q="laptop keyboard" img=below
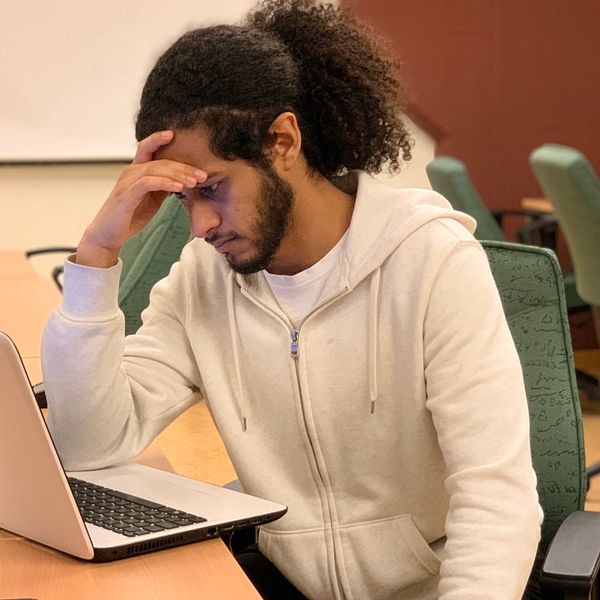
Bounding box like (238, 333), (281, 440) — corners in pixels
(68, 477), (207, 537)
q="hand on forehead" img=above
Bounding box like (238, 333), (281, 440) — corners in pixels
(150, 129), (219, 177)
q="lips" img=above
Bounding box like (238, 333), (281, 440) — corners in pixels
(209, 236), (236, 253)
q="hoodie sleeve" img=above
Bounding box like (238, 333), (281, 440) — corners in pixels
(422, 235), (541, 600)
(41, 254), (202, 470)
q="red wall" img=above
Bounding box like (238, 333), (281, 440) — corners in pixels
(344, 0), (600, 207)
(344, 0), (600, 348)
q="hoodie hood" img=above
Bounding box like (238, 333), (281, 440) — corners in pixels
(232, 170), (476, 294)
(340, 171), (476, 289)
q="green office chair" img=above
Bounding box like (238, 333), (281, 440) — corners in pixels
(118, 194), (191, 335)
(426, 155), (558, 247)
(482, 241), (600, 599)
(530, 143), (600, 464)
(529, 144), (600, 341)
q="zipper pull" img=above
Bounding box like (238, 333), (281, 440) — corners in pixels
(290, 329), (299, 359)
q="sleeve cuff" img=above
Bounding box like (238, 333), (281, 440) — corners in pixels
(60, 255), (123, 319)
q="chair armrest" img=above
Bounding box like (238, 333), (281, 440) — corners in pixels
(26, 247), (75, 291)
(541, 511), (600, 595)
(491, 209), (551, 225)
(489, 209), (558, 247)
(25, 246), (77, 257)
(517, 217), (558, 248)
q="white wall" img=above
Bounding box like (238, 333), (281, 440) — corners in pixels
(0, 0), (259, 162)
(0, 162), (124, 279)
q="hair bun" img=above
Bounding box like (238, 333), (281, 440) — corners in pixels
(247, 0), (412, 177)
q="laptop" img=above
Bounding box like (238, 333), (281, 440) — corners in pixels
(0, 330), (287, 562)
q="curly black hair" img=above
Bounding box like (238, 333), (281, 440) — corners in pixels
(135, 0), (412, 178)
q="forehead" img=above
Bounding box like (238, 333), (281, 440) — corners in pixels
(154, 128), (225, 171)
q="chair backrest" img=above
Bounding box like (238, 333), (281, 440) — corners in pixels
(118, 194), (191, 336)
(481, 241), (586, 555)
(529, 144), (600, 305)
(427, 156), (506, 242)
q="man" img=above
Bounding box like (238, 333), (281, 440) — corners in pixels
(42, 1), (541, 598)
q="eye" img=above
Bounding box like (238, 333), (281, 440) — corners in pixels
(198, 181), (221, 197)
(173, 181), (222, 208)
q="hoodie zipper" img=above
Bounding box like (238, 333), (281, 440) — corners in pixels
(241, 283), (351, 600)
(287, 328), (347, 600)
(288, 286), (349, 360)
(290, 329), (299, 358)
(286, 287), (351, 600)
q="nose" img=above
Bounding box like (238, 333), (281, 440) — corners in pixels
(188, 200), (221, 239)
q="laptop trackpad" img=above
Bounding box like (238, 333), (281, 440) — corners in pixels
(69, 463), (223, 513)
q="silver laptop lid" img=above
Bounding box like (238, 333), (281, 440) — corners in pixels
(0, 331), (94, 559)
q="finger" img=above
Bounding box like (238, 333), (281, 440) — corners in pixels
(143, 159), (207, 185)
(109, 175), (186, 216)
(117, 162), (206, 205)
(133, 130), (175, 164)
(127, 175), (188, 200)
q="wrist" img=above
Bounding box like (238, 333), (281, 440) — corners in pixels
(76, 241), (120, 269)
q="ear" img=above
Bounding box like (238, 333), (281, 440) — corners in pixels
(268, 112), (302, 171)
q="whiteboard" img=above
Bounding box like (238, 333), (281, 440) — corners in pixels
(0, 0), (258, 162)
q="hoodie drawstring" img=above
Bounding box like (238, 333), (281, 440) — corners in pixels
(368, 268), (381, 414)
(227, 272), (247, 431)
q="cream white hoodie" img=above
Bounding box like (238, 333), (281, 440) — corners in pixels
(42, 172), (540, 599)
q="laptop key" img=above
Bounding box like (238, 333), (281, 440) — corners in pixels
(169, 518), (195, 526)
(184, 514), (206, 523)
(68, 476), (207, 537)
(153, 520), (180, 529)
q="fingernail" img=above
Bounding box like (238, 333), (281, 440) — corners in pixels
(194, 170), (206, 179)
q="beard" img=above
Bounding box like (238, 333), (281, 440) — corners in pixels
(225, 165), (294, 275)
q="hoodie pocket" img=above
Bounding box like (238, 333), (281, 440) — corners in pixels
(259, 526), (338, 600)
(337, 514), (441, 600)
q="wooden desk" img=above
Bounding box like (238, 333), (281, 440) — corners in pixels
(522, 196), (553, 214)
(0, 250), (257, 599)
(0, 531), (260, 599)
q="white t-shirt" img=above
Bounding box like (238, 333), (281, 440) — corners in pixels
(263, 232), (348, 328)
